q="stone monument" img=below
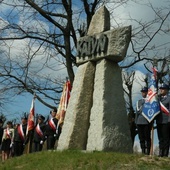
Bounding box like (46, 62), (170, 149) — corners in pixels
(58, 6), (132, 153)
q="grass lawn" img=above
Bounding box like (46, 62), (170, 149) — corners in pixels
(0, 150), (170, 170)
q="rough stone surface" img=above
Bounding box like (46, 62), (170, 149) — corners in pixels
(57, 61), (95, 150)
(76, 26), (131, 65)
(58, 6), (132, 153)
(86, 59), (132, 152)
(87, 6), (110, 35)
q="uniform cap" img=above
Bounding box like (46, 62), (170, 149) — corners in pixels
(51, 107), (57, 113)
(140, 87), (148, 92)
(159, 83), (169, 90)
(21, 112), (28, 120)
(38, 115), (45, 120)
(7, 121), (12, 125)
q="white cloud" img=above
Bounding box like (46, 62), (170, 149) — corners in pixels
(0, 38), (68, 79)
(123, 70), (147, 110)
(110, 0), (169, 26)
(18, 13), (50, 34)
(109, 0), (170, 58)
(0, 17), (8, 29)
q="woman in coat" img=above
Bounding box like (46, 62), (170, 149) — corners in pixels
(1, 121), (14, 162)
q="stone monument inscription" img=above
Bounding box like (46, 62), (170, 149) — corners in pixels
(58, 6), (132, 153)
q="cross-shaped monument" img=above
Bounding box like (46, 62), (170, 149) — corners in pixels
(58, 6), (132, 153)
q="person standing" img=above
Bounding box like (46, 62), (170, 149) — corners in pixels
(156, 83), (170, 157)
(135, 87), (152, 155)
(13, 115), (27, 156)
(1, 121), (14, 162)
(33, 115), (46, 152)
(0, 119), (4, 150)
(45, 108), (61, 150)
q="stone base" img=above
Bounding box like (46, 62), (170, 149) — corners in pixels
(86, 59), (132, 152)
(57, 61), (95, 150)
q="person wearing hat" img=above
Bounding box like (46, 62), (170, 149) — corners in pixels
(33, 114), (46, 152)
(13, 114), (28, 156)
(1, 121), (14, 162)
(44, 107), (61, 150)
(135, 87), (152, 155)
(156, 83), (170, 157)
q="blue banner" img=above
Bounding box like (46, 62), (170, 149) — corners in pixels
(142, 68), (160, 122)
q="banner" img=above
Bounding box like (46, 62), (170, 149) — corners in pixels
(24, 95), (36, 154)
(142, 68), (160, 122)
(56, 80), (71, 126)
(26, 95), (36, 136)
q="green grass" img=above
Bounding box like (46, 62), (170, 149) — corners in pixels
(0, 150), (170, 170)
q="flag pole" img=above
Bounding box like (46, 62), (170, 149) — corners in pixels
(26, 139), (31, 154)
(25, 93), (36, 154)
(150, 123), (154, 156)
(149, 60), (158, 157)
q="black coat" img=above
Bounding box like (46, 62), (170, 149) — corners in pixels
(156, 95), (170, 124)
(45, 118), (61, 140)
(0, 126), (3, 145)
(33, 122), (46, 142)
(14, 124), (27, 142)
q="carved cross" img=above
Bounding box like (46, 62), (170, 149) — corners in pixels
(76, 6), (131, 65)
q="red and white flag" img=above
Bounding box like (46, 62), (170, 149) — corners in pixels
(56, 80), (71, 126)
(26, 95), (36, 135)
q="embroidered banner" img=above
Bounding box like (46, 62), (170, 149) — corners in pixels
(142, 67), (160, 122)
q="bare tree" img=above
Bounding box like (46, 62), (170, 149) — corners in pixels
(123, 71), (137, 146)
(0, 0), (130, 109)
(0, 0), (169, 110)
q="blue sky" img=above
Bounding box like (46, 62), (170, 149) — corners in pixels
(5, 94), (50, 122)
(0, 0), (169, 151)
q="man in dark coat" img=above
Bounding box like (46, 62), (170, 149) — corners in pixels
(135, 87), (152, 155)
(156, 83), (170, 157)
(0, 119), (4, 152)
(45, 108), (61, 150)
(13, 115), (27, 156)
(0, 119), (3, 145)
(33, 115), (46, 152)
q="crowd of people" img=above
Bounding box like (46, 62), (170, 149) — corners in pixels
(135, 83), (170, 157)
(0, 83), (170, 162)
(0, 108), (62, 162)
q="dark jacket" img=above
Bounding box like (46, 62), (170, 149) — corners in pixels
(33, 122), (46, 142)
(156, 95), (170, 124)
(45, 118), (61, 140)
(0, 126), (3, 145)
(14, 124), (27, 142)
